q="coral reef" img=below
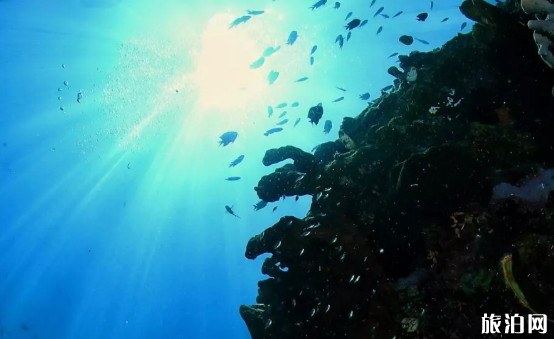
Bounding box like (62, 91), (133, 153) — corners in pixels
(241, 1), (554, 338)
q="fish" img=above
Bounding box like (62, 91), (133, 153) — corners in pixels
(333, 97), (344, 102)
(295, 77), (309, 82)
(294, 118), (301, 127)
(219, 131), (238, 146)
(276, 103), (287, 108)
(127, 163), (131, 169)
(359, 19), (368, 27)
(268, 106), (273, 117)
(376, 26), (383, 35)
(229, 155), (245, 167)
(381, 85), (393, 91)
(416, 12), (428, 21)
(276, 119), (289, 126)
(249, 57), (265, 69)
(246, 10), (264, 15)
(460, 22), (467, 31)
(399, 35), (414, 45)
(310, 56), (314, 65)
(373, 7), (384, 17)
(295, 195), (299, 201)
(263, 46), (281, 57)
(278, 111), (287, 118)
(287, 31), (298, 45)
(229, 15), (251, 29)
(291, 102), (299, 107)
(273, 206), (278, 212)
(310, 0), (327, 10)
(311, 45), (318, 54)
(335, 35), (344, 49)
(347, 31), (352, 41)
(370, 0), (376, 7)
(268, 70), (280, 85)
(441, 17), (449, 22)
(323, 120), (333, 134)
(430, 1), (434, 10)
(225, 177), (241, 181)
(345, 11), (353, 21)
(392, 11), (403, 18)
(264, 127), (283, 136)
(336, 86), (346, 91)
(380, 14), (389, 18)
(388, 52), (398, 58)
(415, 37), (429, 45)
(345, 19), (361, 30)
(334, 2), (340, 9)
(253, 200), (268, 211)
(308, 103), (324, 125)
(225, 205), (240, 218)
(359, 93), (370, 100)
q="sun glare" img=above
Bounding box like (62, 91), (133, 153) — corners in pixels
(191, 14), (266, 111)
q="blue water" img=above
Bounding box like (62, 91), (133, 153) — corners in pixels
(0, 0), (482, 338)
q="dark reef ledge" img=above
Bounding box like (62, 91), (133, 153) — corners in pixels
(241, 1), (554, 338)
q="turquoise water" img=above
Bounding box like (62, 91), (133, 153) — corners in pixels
(0, 0), (477, 338)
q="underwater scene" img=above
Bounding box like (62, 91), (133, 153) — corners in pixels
(1, 0), (554, 338)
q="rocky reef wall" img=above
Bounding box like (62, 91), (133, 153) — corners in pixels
(241, 1), (554, 338)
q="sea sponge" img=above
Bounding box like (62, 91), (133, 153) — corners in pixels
(532, 32), (554, 68)
(521, 0), (554, 16)
(491, 168), (554, 208)
(522, 0), (554, 95)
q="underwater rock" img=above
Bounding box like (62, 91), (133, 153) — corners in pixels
(312, 141), (348, 165)
(387, 66), (403, 78)
(239, 304), (267, 339)
(254, 146), (320, 202)
(262, 146), (315, 173)
(242, 1), (554, 338)
(254, 164), (313, 202)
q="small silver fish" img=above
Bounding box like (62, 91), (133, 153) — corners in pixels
(335, 35), (344, 49)
(246, 10), (264, 15)
(345, 11), (352, 21)
(249, 57), (265, 69)
(392, 11), (403, 18)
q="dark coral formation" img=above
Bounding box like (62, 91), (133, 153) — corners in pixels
(241, 1), (554, 338)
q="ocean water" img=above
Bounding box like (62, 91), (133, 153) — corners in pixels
(0, 0), (488, 338)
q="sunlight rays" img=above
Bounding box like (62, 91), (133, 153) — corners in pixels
(190, 13), (266, 111)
